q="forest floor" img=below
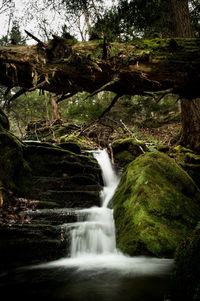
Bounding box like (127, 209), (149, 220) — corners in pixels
(136, 122), (181, 147)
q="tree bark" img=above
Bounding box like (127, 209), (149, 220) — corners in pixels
(51, 93), (61, 121)
(0, 38), (200, 149)
(169, 0), (194, 37)
(0, 39), (200, 97)
(180, 98), (200, 150)
(168, 0), (200, 151)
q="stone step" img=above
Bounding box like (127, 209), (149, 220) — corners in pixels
(29, 176), (101, 192)
(27, 208), (81, 225)
(27, 190), (100, 209)
(0, 223), (68, 270)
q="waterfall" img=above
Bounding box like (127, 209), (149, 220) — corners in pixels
(70, 149), (120, 257)
(33, 148), (173, 279)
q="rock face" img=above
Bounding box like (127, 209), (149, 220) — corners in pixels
(0, 113), (102, 271)
(112, 151), (200, 257)
(172, 228), (200, 301)
(23, 141), (102, 208)
(0, 114), (31, 196)
(111, 138), (147, 168)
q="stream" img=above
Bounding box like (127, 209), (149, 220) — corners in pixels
(0, 149), (173, 300)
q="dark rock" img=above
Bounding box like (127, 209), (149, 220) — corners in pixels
(172, 228), (200, 301)
(0, 129), (31, 195)
(112, 138), (148, 167)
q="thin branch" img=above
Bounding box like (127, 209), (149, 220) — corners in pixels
(79, 94), (121, 135)
(120, 119), (145, 154)
(8, 88), (28, 104)
(28, 81), (46, 92)
(56, 92), (76, 103)
(156, 92), (169, 103)
(83, 78), (119, 101)
(25, 30), (45, 46)
(97, 94), (121, 120)
(143, 88), (174, 98)
(5, 87), (12, 96)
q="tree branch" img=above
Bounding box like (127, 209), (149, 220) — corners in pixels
(56, 92), (76, 103)
(83, 78), (119, 101)
(97, 94), (121, 120)
(25, 30), (45, 47)
(8, 88), (28, 105)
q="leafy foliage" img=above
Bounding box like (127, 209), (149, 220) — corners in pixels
(0, 20), (26, 45)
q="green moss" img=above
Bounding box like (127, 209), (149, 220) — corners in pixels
(169, 145), (200, 188)
(24, 142), (101, 183)
(112, 138), (147, 167)
(0, 129), (31, 195)
(112, 151), (200, 257)
(59, 134), (95, 150)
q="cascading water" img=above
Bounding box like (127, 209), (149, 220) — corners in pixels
(70, 149), (120, 257)
(0, 149), (174, 301)
(31, 148), (173, 277)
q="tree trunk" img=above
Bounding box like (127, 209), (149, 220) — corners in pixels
(51, 93), (61, 121)
(169, 0), (194, 37)
(180, 98), (200, 150)
(168, 0), (200, 151)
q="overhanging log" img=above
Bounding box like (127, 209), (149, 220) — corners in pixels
(0, 38), (200, 99)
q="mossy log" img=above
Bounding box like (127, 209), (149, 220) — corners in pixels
(0, 38), (200, 98)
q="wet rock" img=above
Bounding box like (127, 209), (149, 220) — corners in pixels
(111, 138), (148, 168)
(172, 228), (200, 301)
(112, 151), (200, 257)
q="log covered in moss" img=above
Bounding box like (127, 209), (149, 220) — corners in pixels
(0, 38), (200, 98)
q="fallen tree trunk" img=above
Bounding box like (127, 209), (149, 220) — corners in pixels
(0, 38), (200, 98)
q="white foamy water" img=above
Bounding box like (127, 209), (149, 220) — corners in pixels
(70, 149), (119, 257)
(93, 149), (120, 208)
(31, 149), (173, 275)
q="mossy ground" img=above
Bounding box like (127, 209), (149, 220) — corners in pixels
(112, 151), (200, 257)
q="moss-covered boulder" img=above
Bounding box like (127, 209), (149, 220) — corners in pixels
(112, 138), (147, 167)
(58, 134), (95, 151)
(169, 145), (200, 188)
(112, 151), (200, 257)
(172, 228), (200, 301)
(0, 129), (31, 196)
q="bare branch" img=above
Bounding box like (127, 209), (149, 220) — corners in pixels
(97, 94), (121, 120)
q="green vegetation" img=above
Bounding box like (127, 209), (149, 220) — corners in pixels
(0, 128), (31, 196)
(112, 151), (200, 256)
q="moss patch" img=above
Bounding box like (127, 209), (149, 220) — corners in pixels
(0, 129), (31, 195)
(112, 138), (147, 167)
(112, 151), (200, 257)
(169, 145), (200, 188)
